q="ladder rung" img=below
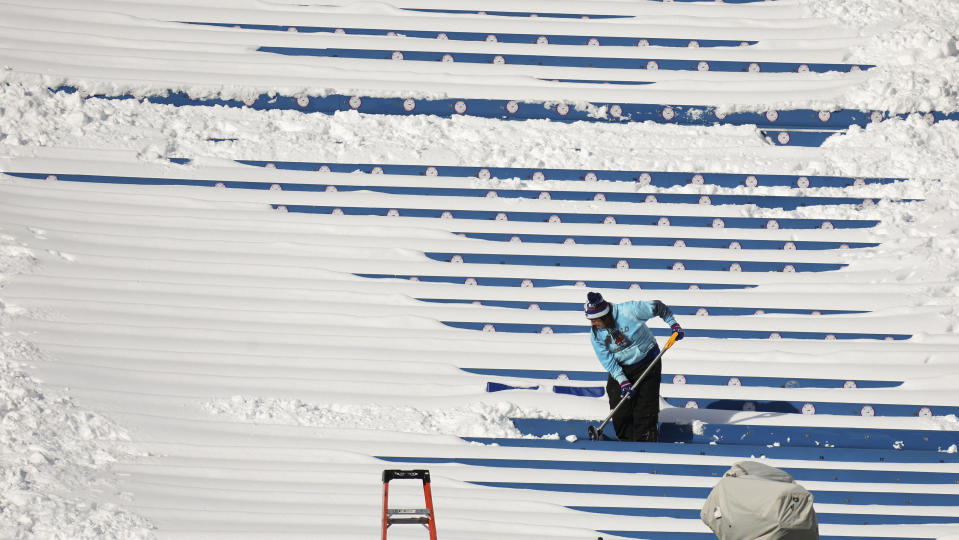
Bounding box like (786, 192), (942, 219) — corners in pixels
(388, 508), (430, 516)
(388, 516), (430, 525)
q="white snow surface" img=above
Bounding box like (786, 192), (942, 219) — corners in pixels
(1, 0), (959, 538)
(0, 255), (153, 538)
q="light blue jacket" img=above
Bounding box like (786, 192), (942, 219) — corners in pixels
(590, 300), (678, 384)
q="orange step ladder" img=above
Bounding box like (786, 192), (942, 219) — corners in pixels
(382, 469), (438, 540)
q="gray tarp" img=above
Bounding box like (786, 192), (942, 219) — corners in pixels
(701, 461), (819, 540)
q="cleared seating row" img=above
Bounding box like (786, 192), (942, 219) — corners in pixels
(513, 419), (959, 452)
(487, 383), (951, 417)
(656, 398), (952, 416)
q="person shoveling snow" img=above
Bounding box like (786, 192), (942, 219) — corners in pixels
(585, 291), (683, 442)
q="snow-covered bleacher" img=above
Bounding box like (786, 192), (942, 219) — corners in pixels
(1, 0), (958, 538)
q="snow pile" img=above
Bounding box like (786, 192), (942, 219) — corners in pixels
(0, 82), (186, 158)
(0, 238), (153, 539)
(2, 78), (954, 181)
(0, 241), (38, 278)
(802, 0), (959, 113)
(204, 396), (554, 438)
(0, 81), (768, 168)
(0, 338), (154, 540)
(820, 116), (959, 333)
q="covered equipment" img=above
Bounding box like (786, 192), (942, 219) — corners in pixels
(701, 460), (819, 539)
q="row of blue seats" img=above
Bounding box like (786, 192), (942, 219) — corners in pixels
(463, 368), (897, 388)
(458, 233), (876, 251)
(463, 437), (959, 464)
(260, 46), (868, 74)
(430, 299), (867, 316)
(473, 478), (959, 507)
(444, 322), (908, 341)
(357, 273), (753, 289)
(235, 159), (905, 188)
(512, 419), (958, 452)
(424, 252), (847, 273)
(8, 170), (899, 210)
(57, 87), (952, 132)
(657, 398), (950, 417)
(494, 383), (951, 417)
(291, 185), (889, 211)
(185, 21), (758, 48)
(278, 205), (879, 230)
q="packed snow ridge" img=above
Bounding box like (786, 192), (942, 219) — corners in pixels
(205, 396), (555, 438)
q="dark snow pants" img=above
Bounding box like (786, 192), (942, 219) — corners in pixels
(605, 345), (662, 442)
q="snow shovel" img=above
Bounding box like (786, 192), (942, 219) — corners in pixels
(587, 331), (680, 441)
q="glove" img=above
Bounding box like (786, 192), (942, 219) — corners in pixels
(620, 381), (635, 399)
(671, 323), (685, 341)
